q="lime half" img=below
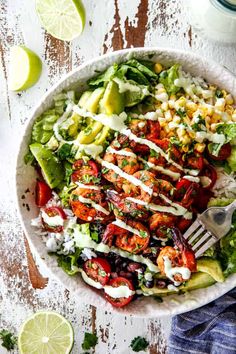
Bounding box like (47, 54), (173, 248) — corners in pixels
(18, 311), (74, 354)
(9, 46), (42, 92)
(36, 0), (86, 41)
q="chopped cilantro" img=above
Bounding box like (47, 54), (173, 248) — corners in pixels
(175, 108), (186, 118)
(191, 115), (206, 131)
(215, 89), (223, 98)
(130, 336), (149, 352)
(170, 136), (182, 147)
(0, 329), (17, 351)
(102, 167), (109, 174)
(121, 159), (129, 167)
(150, 149), (159, 157)
(139, 230), (148, 238)
(98, 269), (106, 277)
(82, 332), (98, 351)
(82, 174), (100, 184)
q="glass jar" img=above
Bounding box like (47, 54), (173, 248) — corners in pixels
(188, 0), (236, 44)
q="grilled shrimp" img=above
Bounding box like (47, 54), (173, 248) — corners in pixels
(70, 187), (110, 222)
(122, 170), (156, 203)
(106, 189), (149, 220)
(102, 146), (140, 187)
(102, 220), (150, 254)
(157, 228), (196, 283)
(149, 212), (177, 238)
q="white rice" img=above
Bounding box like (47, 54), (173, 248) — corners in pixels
(212, 168), (236, 199)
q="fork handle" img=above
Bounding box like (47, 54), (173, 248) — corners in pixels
(225, 199), (236, 213)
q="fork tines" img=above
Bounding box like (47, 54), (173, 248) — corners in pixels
(183, 219), (217, 258)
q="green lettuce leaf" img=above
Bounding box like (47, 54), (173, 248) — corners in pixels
(57, 248), (81, 275)
(227, 145), (236, 171)
(159, 64), (181, 94)
(220, 228), (236, 276)
(125, 59), (157, 81)
(217, 122), (236, 141)
(88, 64), (118, 87)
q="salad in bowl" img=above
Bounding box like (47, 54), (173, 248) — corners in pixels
(23, 55), (236, 309)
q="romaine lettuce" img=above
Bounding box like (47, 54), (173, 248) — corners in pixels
(159, 64), (181, 94)
(57, 248), (81, 275)
(227, 145), (236, 171)
(207, 198), (236, 276)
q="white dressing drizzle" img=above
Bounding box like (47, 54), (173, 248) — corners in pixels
(106, 147), (137, 158)
(125, 196), (191, 218)
(80, 269), (103, 289)
(138, 157), (180, 180)
(112, 219), (145, 237)
(76, 182), (100, 190)
(72, 105), (198, 175)
(163, 256), (191, 286)
(73, 105), (127, 132)
(80, 269), (135, 298)
(78, 196), (110, 215)
(183, 175), (200, 183)
(73, 227), (159, 272)
(97, 157), (153, 195)
(41, 211), (64, 227)
(104, 285), (135, 298)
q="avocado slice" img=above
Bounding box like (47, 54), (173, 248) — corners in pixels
(30, 143), (64, 188)
(197, 257), (224, 282)
(77, 87), (105, 144)
(94, 126), (110, 145)
(77, 121), (103, 144)
(59, 112), (81, 139)
(141, 272), (215, 296)
(100, 80), (125, 115)
(78, 91), (92, 108)
(84, 87), (105, 113)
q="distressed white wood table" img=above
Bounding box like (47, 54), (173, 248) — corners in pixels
(1, 1), (236, 353)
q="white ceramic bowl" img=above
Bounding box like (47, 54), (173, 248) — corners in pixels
(16, 48), (236, 317)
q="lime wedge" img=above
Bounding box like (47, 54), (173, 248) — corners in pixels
(18, 311), (74, 354)
(36, 0), (86, 41)
(9, 46), (42, 92)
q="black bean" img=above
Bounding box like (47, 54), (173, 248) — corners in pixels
(145, 280), (154, 288)
(119, 271), (133, 279)
(127, 262), (142, 273)
(156, 280), (166, 289)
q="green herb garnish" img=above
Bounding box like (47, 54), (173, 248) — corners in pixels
(82, 332), (98, 351)
(130, 336), (149, 352)
(0, 329), (17, 351)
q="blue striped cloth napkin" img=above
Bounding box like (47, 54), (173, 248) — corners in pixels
(168, 288), (236, 353)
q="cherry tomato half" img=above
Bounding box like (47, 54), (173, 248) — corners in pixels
(193, 187), (214, 213)
(35, 180), (52, 207)
(71, 159), (99, 183)
(207, 142), (231, 161)
(83, 257), (111, 286)
(105, 277), (134, 308)
(175, 178), (192, 200)
(200, 164), (217, 190)
(42, 206), (67, 233)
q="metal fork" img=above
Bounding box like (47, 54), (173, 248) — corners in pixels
(183, 200), (236, 258)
